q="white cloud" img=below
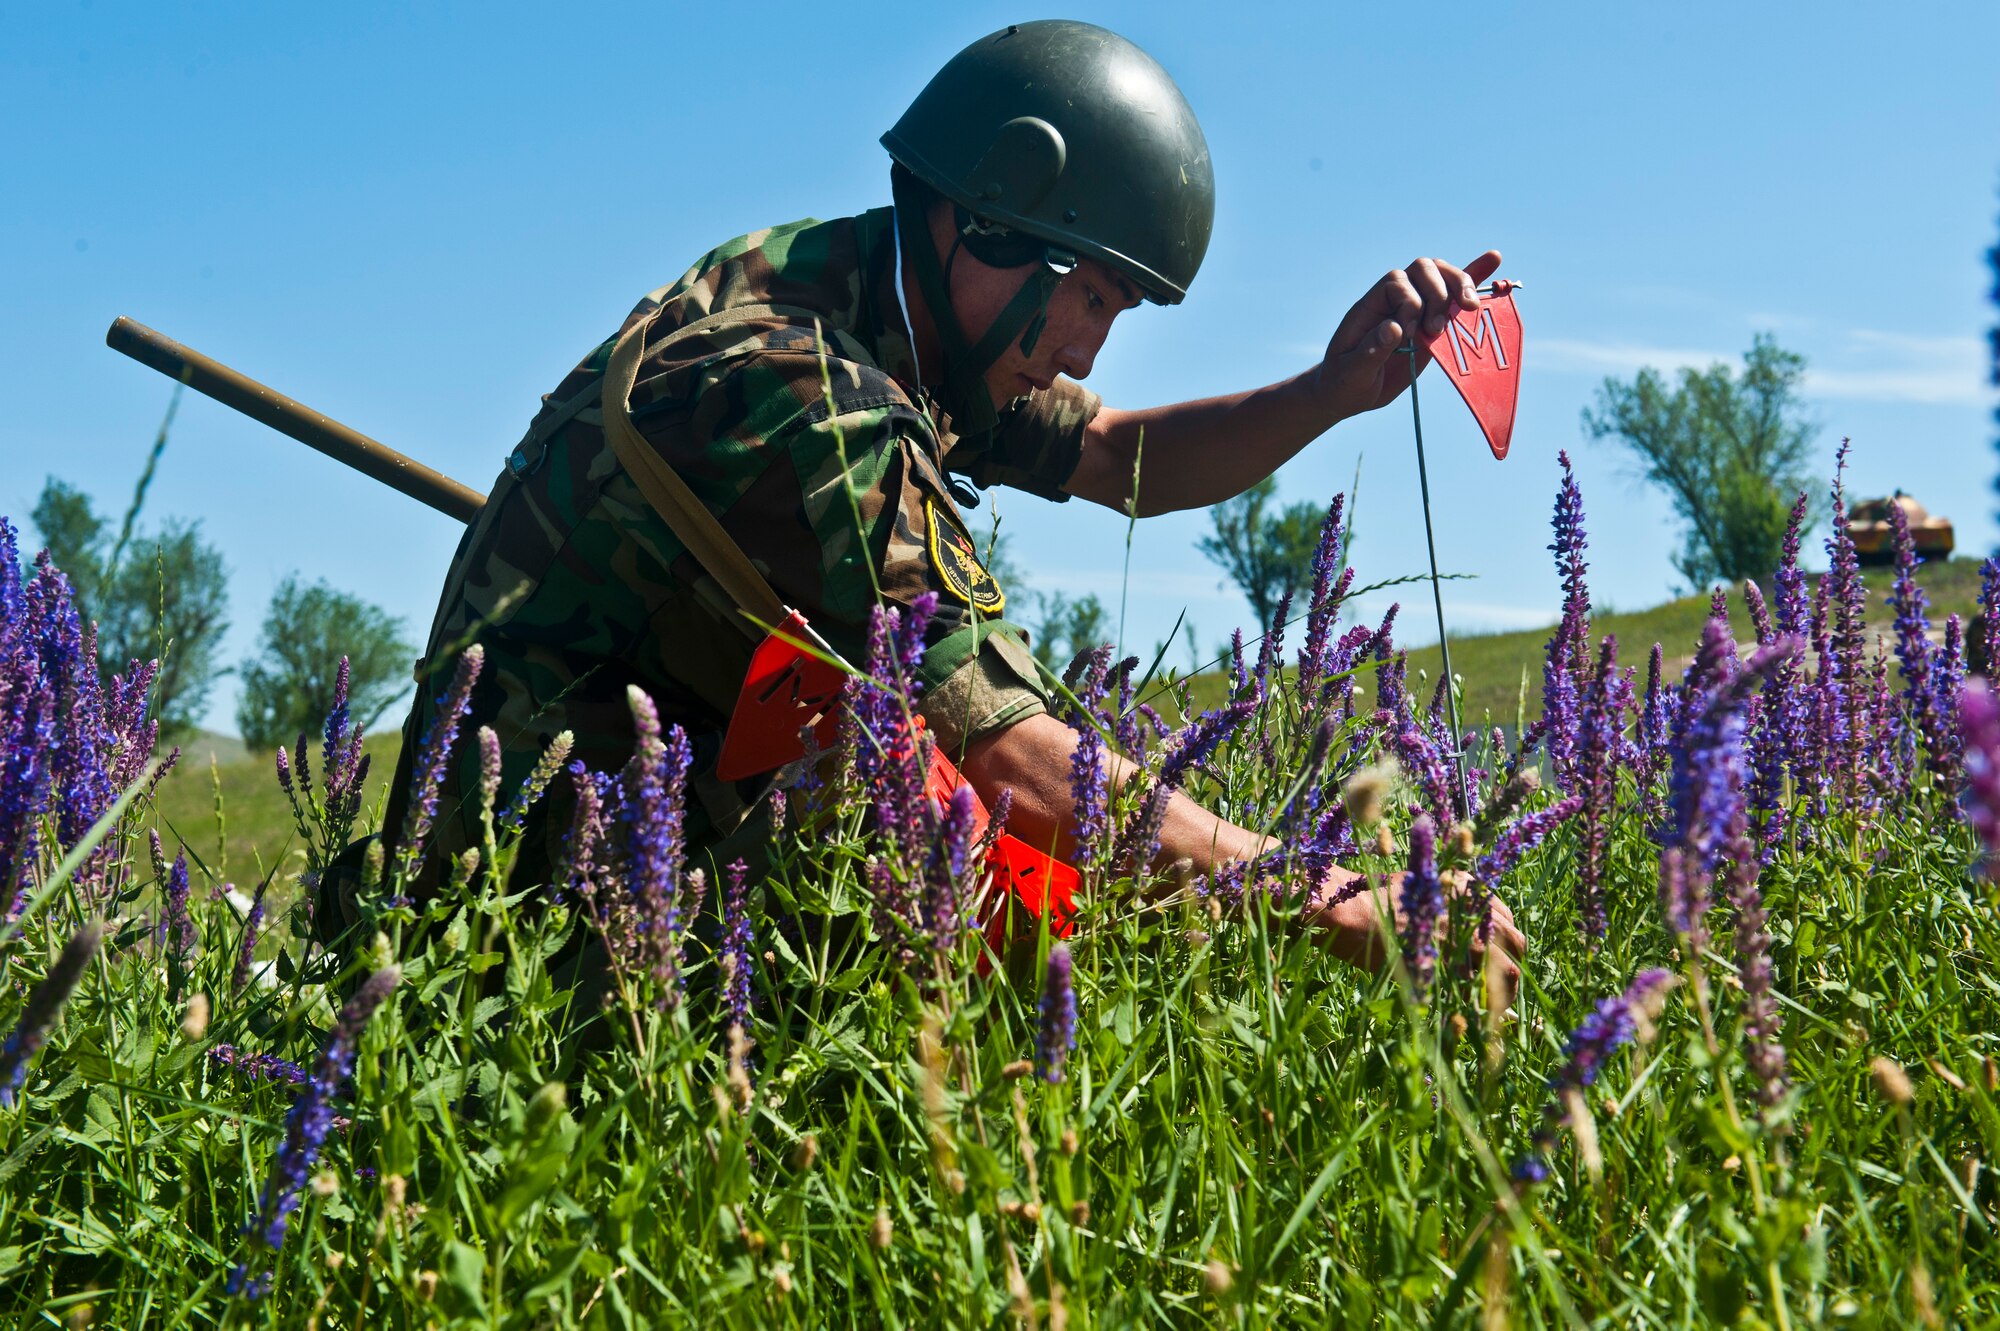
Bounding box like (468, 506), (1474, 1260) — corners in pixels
(1446, 602), (1563, 632)
(1804, 330), (1988, 405)
(1801, 366), (1986, 406)
(1843, 329), (1976, 359)
(1534, 338), (1726, 377)
(1535, 329), (1992, 406)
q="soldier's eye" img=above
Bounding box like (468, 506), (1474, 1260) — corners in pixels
(1085, 287), (1105, 312)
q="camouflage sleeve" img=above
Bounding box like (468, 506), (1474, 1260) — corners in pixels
(945, 377), (1101, 502)
(660, 350), (1052, 758)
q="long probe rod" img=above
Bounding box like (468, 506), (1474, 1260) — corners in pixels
(104, 316), (486, 524)
(1402, 337), (1473, 820)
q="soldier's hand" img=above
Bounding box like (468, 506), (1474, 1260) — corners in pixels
(1313, 250), (1503, 421)
(1301, 864), (1525, 1006)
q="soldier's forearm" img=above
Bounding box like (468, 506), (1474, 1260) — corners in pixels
(959, 711), (1270, 876)
(1065, 368), (1345, 517)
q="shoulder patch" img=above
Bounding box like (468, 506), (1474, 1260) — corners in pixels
(925, 498), (1005, 614)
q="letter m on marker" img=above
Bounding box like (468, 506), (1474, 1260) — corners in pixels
(1443, 308), (1508, 376)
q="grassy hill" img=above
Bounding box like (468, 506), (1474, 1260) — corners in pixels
(146, 557), (1985, 877)
(1179, 554), (1987, 725)
(148, 728), (403, 893)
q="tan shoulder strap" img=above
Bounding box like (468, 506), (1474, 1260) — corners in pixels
(600, 304), (820, 644)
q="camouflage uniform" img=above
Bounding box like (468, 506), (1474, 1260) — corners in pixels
(377, 206), (1100, 896)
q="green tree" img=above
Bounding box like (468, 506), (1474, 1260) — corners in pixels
(30, 478), (230, 737)
(236, 575), (413, 752)
(1583, 333), (1818, 589)
(1196, 476), (1321, 630)
(1029, 590), (1111, 671)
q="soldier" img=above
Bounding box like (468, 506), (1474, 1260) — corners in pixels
(367, 19), (1525, 983)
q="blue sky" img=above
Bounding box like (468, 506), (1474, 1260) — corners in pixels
(4, 1), (1996, 735)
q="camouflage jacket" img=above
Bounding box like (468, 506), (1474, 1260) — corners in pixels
(382, 206), (1101, 889)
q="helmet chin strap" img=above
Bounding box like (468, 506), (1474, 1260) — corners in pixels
(893, 171), (1065, 443)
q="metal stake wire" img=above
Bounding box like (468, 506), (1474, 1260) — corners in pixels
(1401, 337), (1473, 820)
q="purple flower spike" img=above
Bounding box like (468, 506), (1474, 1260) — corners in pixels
(1, 526), (169, 912)
(1887, 497), (1949, 780)
(498, 731), (574, 833)
(1111, 695), (1257, 874)
(233, 880), (270, 994)
(1934, 617), (1967, 789)
(1822, 443), (1871, 798)
(1666, 620), (1749, 877)
(477, 726), (503, 817)
(1256, 589), (1290, 698)
(321, 657), (353, 798)
(1061, 645), (1115, 727)
(849, 601), (938, 869)
(236, 967), (399, 1292)
(1541, 452), (1592, 787)
(1473, 796), (1582, 941)
(1514, 969), (1676, 1181)
(0, 920), (103, 1106)
(1399, 815), (1445, 1001)
(1721, 844), (1788, 1108)
(1659, 839), (1713, 953)
(1574, 636), (1627, 945)
(209, 1044), (311, 1087)
(1637, 642), (1674, 809)
(1774, 493), (1811, 638)
(1067, 722), (1109, 871)
(1979, 558), (2000, 675)
(1036, 943), (1077, 1083)
(719, 858), (755, 1042)
(1743, 580), (1773, 646)
(623, 688), (694, 1004)
(1298, 493), (1354, 705)
(1962, 681), (2000, 878)
(925, 784), (977, 951)
(557, 760), (606, 907)
(394, 645), (485, 882)
(0, 532), (54, 917)
(1559, 969), (1675, 1090)
(159, 849), (195, 962)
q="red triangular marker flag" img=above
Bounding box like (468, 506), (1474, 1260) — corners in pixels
(1423, 282), (1523, 460)
(982, 835), (1078, 947)
(716, 611), (845, 780)
(924, 735), (993, 844)
(922, 739), (1077, 945)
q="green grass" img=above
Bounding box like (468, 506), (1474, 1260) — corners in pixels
(149, 732), (403, 899)
(3, 557), (1997, 1327)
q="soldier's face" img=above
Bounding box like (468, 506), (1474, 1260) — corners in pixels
(948, 250), (1143, 405)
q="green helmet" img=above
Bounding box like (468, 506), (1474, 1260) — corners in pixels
(882, 21), (1213, 445)
(882, 20), (1214, 306)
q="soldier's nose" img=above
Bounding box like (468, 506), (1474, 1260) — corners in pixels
(1059, 341), (1097, 382)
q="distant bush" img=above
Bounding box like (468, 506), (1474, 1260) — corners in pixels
(1029, 588), (1109, 669)
(31, 477), (228, 738)
(1584, 333), (1819, 590)
(235, 575), (411, 752)
(1197, 475), (1322, 629)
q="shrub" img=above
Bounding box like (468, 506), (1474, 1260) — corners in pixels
(235, 574), (412, 753)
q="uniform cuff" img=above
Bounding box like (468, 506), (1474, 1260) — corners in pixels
(914, 620), (1049, 760)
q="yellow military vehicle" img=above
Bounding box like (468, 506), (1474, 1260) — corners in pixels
(1848, 491), (1955, 567)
